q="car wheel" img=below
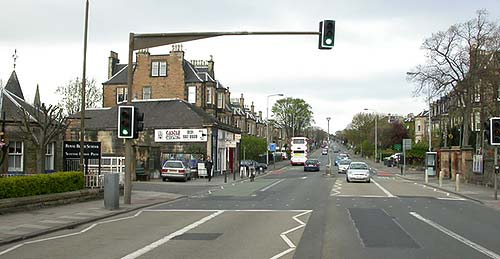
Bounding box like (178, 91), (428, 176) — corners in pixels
(162, 177), (167, 182)
(367, 179), (371, 183)
(346, 177), (350, 183)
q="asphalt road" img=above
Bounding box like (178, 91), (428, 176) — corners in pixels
(1, 146), (500, 259)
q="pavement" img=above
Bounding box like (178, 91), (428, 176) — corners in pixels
(0, 159), (291, 247)
(351, 152), (500, 211)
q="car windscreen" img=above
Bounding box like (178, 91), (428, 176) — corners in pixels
(339, 160), (351, 165)
(163, 161), (183, 168)
(305, 160), (318, 165)
(349, 163), (368, 170)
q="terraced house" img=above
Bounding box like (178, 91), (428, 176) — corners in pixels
(68, 45), (281, 178)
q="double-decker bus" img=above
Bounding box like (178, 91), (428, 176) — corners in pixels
(290, 137), (309, 165)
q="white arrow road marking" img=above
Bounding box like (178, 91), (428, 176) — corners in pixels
(410, 212), (500, 259)
(270, 210), (312, 259)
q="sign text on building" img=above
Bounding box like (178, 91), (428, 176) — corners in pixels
(155, 129), (208, 142)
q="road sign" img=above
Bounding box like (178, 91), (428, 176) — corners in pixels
(403, 139), (412, 150)
(269, 143), (277, 152)
(393, 144), (401, 151)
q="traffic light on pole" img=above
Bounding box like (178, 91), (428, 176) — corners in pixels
(118, 106), (134, 139)
(133, 107), (144, 139)
(484, 120), (491, 144)
(319, 20), (335, 49)
(491, 117), (500, 145)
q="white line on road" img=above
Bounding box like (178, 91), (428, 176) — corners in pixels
(270, 210), (312, 259)
(260, 179), (286, 192)
(371, 179), (396, 198)
(409, 212), (500, 259)
(0, 211), (145, 257)
(336, 195), (389, 198)
(121, 210), (224, 259)
(301, 176), (307, 179)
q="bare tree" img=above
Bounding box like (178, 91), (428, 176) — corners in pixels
(18, 103), (68, 174)
(56, 77), (102, 115)
(407, 10), (500, 146)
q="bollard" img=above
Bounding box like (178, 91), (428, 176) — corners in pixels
(439, 170), (443, 187)
(455, 173), (460, 192)
(425, 168), (428, 184)
(104, 173), (120, 210)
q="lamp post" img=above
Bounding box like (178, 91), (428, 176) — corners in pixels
(326, 117), (331, 145)
(364, 108), (378, 162)
(267, 94), (284, 166)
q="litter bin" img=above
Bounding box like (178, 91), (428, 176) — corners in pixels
(104, 173), (120, 210)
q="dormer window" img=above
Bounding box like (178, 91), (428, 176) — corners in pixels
(151, 61), (167, 77)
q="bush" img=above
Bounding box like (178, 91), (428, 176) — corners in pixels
(0, 172), (84, 199)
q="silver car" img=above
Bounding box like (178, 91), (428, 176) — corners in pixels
(338, 159), (351, 174)
(161, 160), (192, 182)
(346, 162), (371, 183)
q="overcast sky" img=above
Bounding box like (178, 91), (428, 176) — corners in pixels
(1, 0), (499, 133)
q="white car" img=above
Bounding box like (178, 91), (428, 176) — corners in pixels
(346, 162), (371, 183)
(161, 160), (192, 182)
(338, 159), (351, 174)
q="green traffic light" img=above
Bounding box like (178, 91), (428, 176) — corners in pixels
(122, 129), (129, 136)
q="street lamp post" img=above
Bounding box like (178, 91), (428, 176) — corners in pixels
(364, 108), (378, 162)
(326, 117), (331, 144)
(267, 94), (284, 166)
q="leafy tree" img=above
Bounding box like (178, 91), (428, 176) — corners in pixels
(272, 98), (314, 139)
(241, 135), (267, 161)
(56, 77), (102, 115)
(18, 103), (68, 174)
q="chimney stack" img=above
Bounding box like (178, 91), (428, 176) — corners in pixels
(108, 51), (119, 79)
(239, 93), (244, 107)
(251, 102), (255, 114)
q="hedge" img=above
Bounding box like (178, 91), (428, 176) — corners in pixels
(0, 172), (85, 199)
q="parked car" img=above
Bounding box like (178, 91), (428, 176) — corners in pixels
(161, 160), (192, 182)
(346, 162), (371, 183)
(304, 159), (320, 172)
(338, 159), (352, 174)
(255, 162), (268, 171)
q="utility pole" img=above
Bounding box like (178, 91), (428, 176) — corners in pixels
(267, 94), (283, 166)
(79, 0), (89, 174)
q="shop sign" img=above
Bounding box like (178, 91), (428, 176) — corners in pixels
(155, 129), (208, 142)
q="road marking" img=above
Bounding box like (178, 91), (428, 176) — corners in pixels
(371, 179), (396, 198)
(121, 210), (224, 259)
(409, 212), (500, 259)
(0, 211), (145, 256)
(301, 176), (307, 179)
(336, 195), (389, 198)
(270, 210), (312, 259)
(260, 179), (286, 192)
(436, 197), (466, 201)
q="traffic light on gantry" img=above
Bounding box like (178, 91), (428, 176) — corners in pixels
(491, 117), (500, 145)
(118, 106), (134, 139)
(319, 20), (335, 49)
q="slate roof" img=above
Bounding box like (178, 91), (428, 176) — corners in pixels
(102, 64), (132, 85)
(183, 61), (203, 83)
(0, 71), (37, 122)
(5, 71), (24, 100)
(68, 99), (240, 133)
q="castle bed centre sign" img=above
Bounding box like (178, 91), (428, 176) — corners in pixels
(155, 129), (208, 142)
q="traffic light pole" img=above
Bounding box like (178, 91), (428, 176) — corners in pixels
(123, 25), (333, 204)
(495, 146), (498, 200)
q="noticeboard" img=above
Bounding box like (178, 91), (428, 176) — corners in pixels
(63, 141), (101, 159)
